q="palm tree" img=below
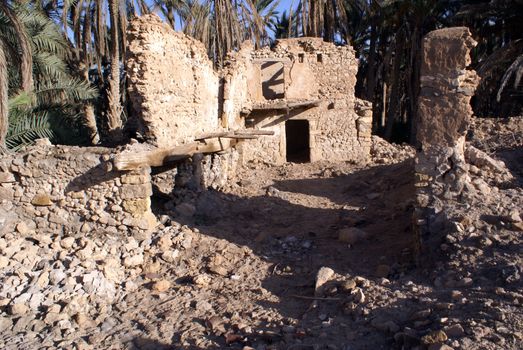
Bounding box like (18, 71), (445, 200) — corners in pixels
(242, 0), (280, 47)
(295, 0), (349, 42)
(0, 41), (7, 151)
(153, 0), (186, 29)
(454, 0), (523, 116)
(1, 1), (97, 150)
(0, 1), (33, 151)
(272, 10), (290, 39)
(0, 1), (33, 93)
(106, 0), (123, 141)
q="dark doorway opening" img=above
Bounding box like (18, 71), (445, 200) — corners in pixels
(286, 120), (310, 163)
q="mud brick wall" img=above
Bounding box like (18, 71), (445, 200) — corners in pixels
(229, 38), (372, 165)
(0, 143), (156, 238)
(414, 27), (480, 262)
(126, 15), (220, 147)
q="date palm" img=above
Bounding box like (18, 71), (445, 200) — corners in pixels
(0, 41), (7, 151)
(106, 0), (123, 142)
(0, 1), (32, 150)
(153, 0), (186, 29)
(1, 1), (97, 150)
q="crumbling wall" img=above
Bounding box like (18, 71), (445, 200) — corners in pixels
(414, 27), (480, 262)
(221, 43), (255, 129)
(231, 38), (372, 165)
(126, 15), (220, 147)
(0, 142), (156, 238)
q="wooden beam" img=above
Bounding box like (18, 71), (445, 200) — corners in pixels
(239, 129), (275, 135)
(113, 138), (236, 171)
(251, 99), (321, 111)
(114, 130), (275, 171)
(195, 129), (275, 140)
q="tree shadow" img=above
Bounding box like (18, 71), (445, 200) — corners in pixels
(126, 155), (523, 349)
(65, 161), (122, 193)
(128, 159), (425, 349)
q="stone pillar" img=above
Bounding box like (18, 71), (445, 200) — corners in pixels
(414, 27), (480, 262)
(120, 167), (158, 237)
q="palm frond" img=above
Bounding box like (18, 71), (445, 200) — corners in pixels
(35, 77), (98, 106)
(6, 109), (56, 150)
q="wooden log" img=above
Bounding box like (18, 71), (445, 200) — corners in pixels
(237, 129), (275, 136)
(195, 129), (274, 140)
(113, 138), (236, 171)
(195, 132), (230, 140)
(287, 100), (321, 109)
(251, 99), (321, 111)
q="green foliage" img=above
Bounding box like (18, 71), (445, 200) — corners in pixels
(6, 106), (56, 151)
(2, 0), (520, 150)
(1, 2), (98, 150)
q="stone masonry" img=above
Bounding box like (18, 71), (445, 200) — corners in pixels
(0, 142), (156, 238)
(414, 27), (481, 262)
(224, 38), (372, 165)
(126, 15), (221, 148)
(125, 15), (372, 166)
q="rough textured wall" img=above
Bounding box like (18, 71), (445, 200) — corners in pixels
(231, 38), (372, 165)
(126, 15), (220, 147)
(414, 27), (480, 262)
(221, 43), (254, 129)
(0, 142), (156, 238)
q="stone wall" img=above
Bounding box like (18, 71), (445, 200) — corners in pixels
(413, 27), (480, 262)
(0, 142), (156, 239)
(126, 15), (220, 147)
(125, 15), (372, 166)
(228, 38), (372, 165)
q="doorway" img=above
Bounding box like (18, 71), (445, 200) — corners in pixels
(285, 120), (310, 163)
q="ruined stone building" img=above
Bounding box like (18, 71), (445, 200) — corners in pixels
(126, 15), (372, 166)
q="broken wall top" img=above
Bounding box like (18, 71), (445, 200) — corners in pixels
(417, 27), (480, 148)
(126, 14), (220, 148)
(235, 37), (358, 108)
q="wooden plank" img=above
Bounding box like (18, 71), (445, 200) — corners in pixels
(251, 99), (321, 111)
(237, 130), (275, 136)
(113, 138), (236, 171)
(195, 129), (275, 140)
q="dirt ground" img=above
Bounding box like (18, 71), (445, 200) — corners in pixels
(112, 153), (420, 350)
(1, 119), (521, 350)
(115, 119), (522, 350)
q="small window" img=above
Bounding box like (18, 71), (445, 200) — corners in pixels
(317, 54), (323, 63)
(245, 118), (255, 128)
(298, 53), (305, 63)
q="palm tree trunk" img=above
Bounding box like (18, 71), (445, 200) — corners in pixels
(366, 22), (377, 101)
(0, 2), (33, 92)
(385, 29), (406, 140)
(107, 0), (123, 141)
(324, 0), (335, 42)
(408, 26), (422, 144)
(0, 42), (8, 151)
(80, 0), (100, 144)
(167, 6), (176, 29)
(138, 0), (149, 14)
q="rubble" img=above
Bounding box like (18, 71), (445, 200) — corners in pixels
(0, 18), (521, 350)
(414, 27), (480, 261)
(126, 14), (372, 167)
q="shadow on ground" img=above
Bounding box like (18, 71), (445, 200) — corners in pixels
(123, 160), (427, 349)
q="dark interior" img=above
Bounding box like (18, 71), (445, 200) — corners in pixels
(286, 120), (310, 163)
